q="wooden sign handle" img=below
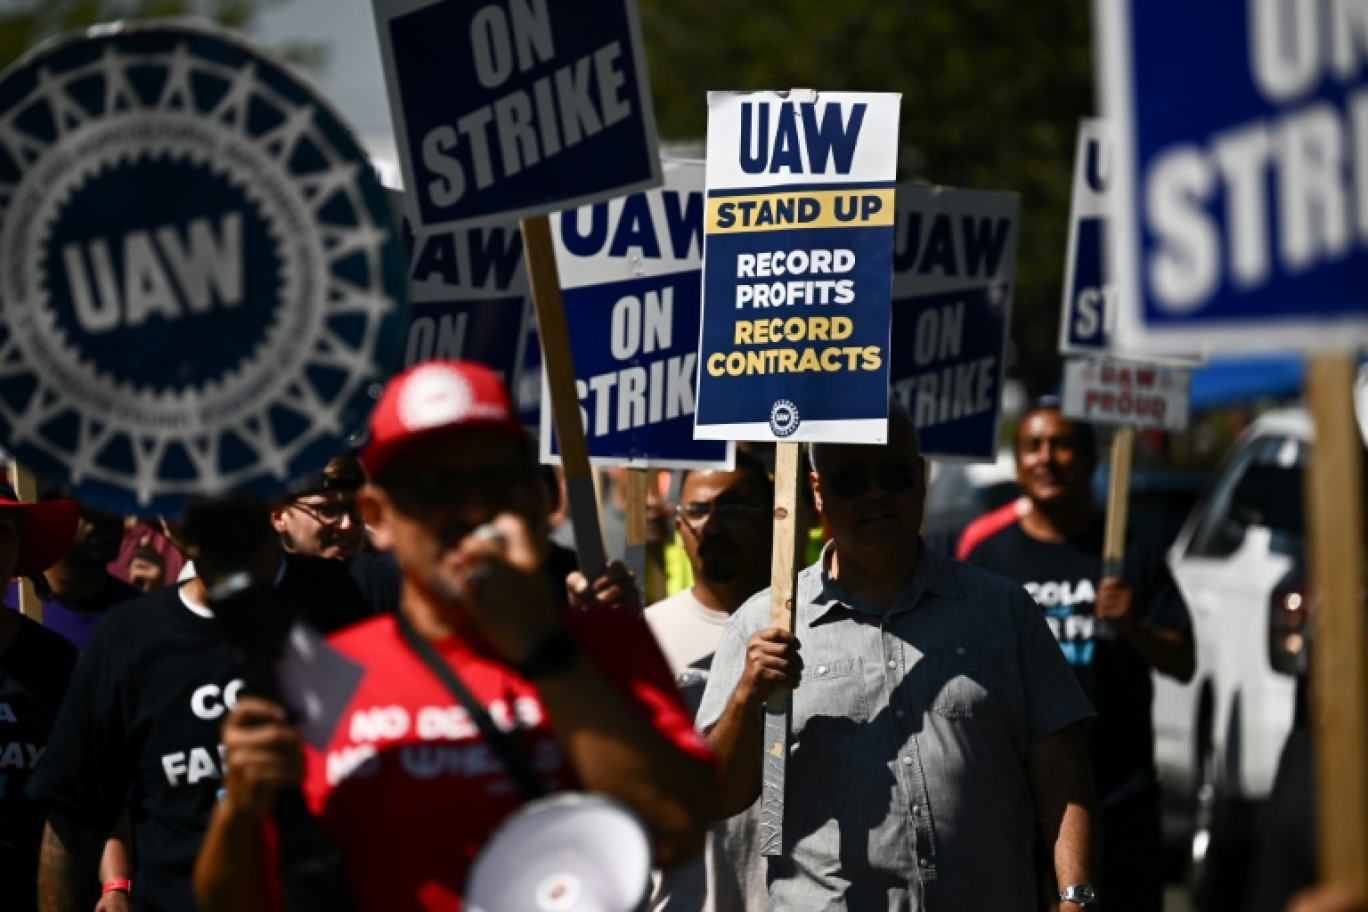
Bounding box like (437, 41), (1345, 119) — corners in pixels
(623, 468), (648, 610)
(768, 442), (804, 634)
(760, 441), (805, 857)
(520, 214), (608, 578)
(1102, 426), (1134, 578)
(7, 461), (40, 622)
(1305, 352), (1368, 893)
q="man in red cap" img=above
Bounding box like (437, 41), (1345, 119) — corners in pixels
(194, 360), (715, 911)
(0, 482), (80, 912)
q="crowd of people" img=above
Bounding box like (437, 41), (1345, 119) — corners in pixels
(0, 359), (1359, 912)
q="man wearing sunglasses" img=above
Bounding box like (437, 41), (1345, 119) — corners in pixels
(697, 402), (1100, 911)
(647, 451), (775, 912)
(962, 399), (1194, 912)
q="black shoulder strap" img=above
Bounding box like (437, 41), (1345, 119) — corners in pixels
(393, 611), (547, 801)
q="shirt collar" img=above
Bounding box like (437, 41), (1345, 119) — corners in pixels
(806, 538), (964, 622)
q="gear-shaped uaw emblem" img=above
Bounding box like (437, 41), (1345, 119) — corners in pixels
(0, 21), (408, 515)
(769, 399), (800, 438)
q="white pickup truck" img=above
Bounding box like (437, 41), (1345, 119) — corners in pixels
(1156, 408), (1320, 904)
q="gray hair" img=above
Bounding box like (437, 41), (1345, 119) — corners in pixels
(808, 397), (921, 475)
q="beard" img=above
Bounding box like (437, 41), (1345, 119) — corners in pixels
(699, 556), (738, 585)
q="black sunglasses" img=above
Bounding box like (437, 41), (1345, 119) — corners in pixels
(823, 461), (920, 498)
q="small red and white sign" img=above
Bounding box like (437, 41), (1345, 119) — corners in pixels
(1061, 357), (1190, 432)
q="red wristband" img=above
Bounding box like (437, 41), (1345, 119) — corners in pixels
(101, 879), (131, 896)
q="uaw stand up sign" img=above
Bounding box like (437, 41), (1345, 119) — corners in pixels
(0, 22), (408, 515)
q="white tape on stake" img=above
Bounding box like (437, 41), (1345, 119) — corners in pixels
(760, 441), (804, 856)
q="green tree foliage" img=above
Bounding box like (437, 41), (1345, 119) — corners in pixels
(640, 0), (1094, 395)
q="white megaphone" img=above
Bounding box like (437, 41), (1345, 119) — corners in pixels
(465, 793), (652, 912)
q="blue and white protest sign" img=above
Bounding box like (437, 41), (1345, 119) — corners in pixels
(392, 191), (531, 386)
(1098, 1), (1368, 352)
(547, 161), (730, 468)
(0, 22), (407, 516)
(374, 0), (662, 232)
(694, 90), (901, 443)
(889, 186), (1018, 461)
(1060, 120), (1116, 355)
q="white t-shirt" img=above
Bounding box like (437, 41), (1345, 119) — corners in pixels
(646, 589), (769, 912)
(646, 588), (730, 716)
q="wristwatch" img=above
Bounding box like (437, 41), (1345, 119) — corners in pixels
(1059, 884), (1098, 908)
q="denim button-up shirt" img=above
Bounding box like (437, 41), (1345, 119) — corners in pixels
(696, 544), (1096, 911)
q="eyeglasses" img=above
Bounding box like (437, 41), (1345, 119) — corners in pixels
(289, 497), (358, 525)
(676, 501), (768, 529)
(822, 461), (920, 499)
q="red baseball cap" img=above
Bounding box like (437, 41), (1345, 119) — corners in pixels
(0, 483), (79, 577)
(359, 360), (526, 479)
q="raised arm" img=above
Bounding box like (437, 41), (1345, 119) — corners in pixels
(194, 696), (302, 912)
(467, 515), (714, 867)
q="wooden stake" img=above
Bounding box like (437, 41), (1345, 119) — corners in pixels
(1305, 352), (1368, 893)
(1102, 426), (1134, 579)
(760, 441), (804, 856)
(623, 468), (648, 609)
(520, 214), (608, 577)
(768, 444), (804, 633)
(7, 461), (40, 622)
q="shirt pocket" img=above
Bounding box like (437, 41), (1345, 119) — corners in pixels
(923, 647), (1004, 719)
(795, 656), (869, 729)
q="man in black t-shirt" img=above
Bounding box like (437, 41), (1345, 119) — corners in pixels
(961, 400), (1194, 912)
(27, 543), (376, 912)
(1, 611), (77, 911)
(0, 483), (81, 912)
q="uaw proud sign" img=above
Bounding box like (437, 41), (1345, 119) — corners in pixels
(0, 23), (407, 515)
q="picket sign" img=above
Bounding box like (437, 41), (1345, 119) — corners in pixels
(695, 85), (899, 854)
(521, 216), (608, 576)
(375, 0), (673, 578)
(623, 468), (648, 608)
(1098, 0), (1368, 880)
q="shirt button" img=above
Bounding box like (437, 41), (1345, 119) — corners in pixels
(887, 660), (897, 669)
(956, 646), (966, 656)
(911, 803), (921, 814)
(902, 757), (914, 766)
(918, 857), (929, 867)
(817, 665), (828, 675)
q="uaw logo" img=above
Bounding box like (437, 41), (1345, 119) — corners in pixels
(769, 399), (799, 437)
(0, 23), (407, 514)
